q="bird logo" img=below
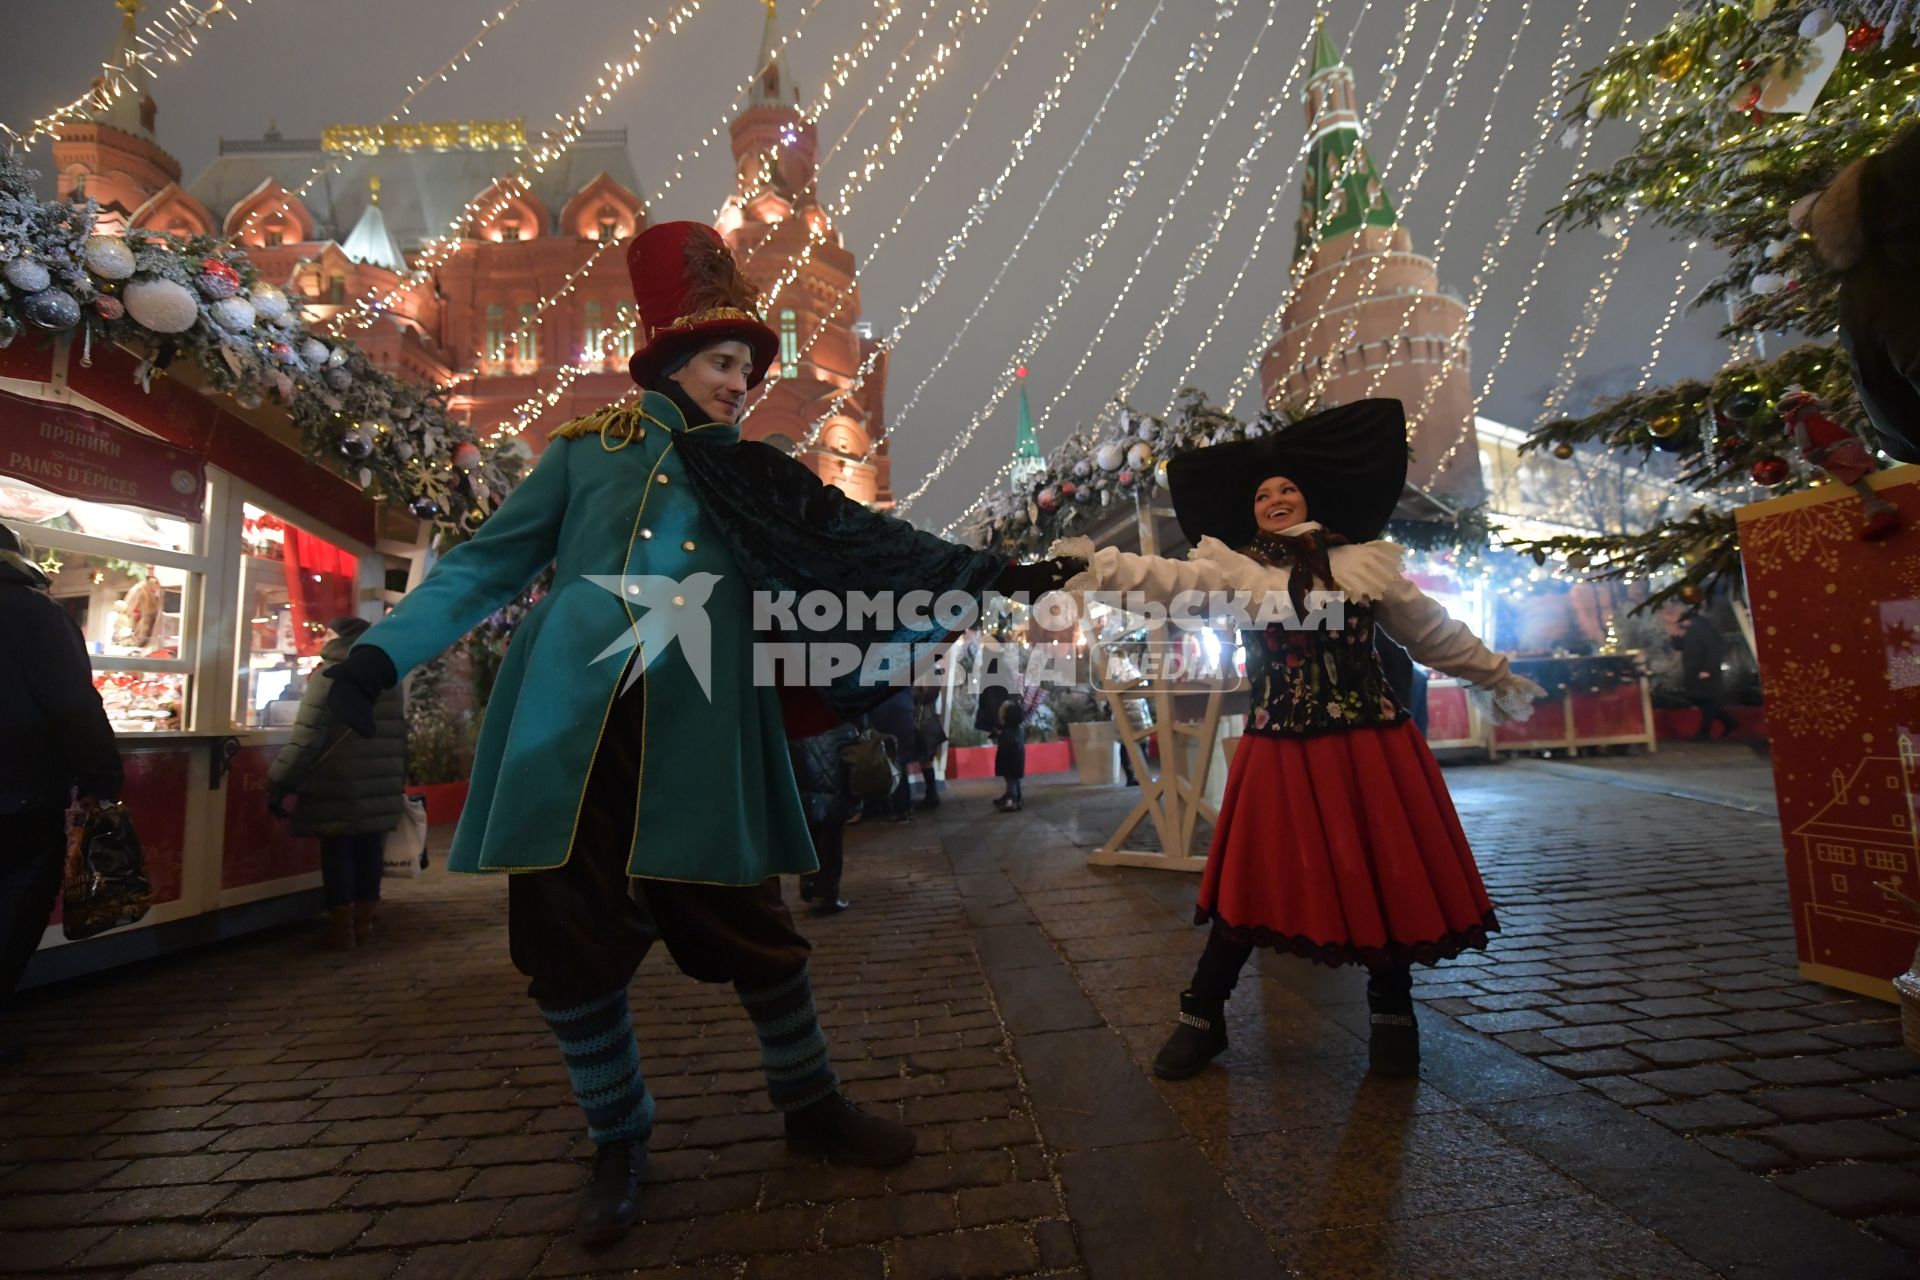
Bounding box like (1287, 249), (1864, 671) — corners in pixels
(584, 572), (723, 699)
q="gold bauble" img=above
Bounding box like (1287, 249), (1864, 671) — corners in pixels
(1647, 413), (1685, 439)
(1552, 442), (1576, 460)
(1678, 583), (1705, 605)
(1655, 46), (1695, 81)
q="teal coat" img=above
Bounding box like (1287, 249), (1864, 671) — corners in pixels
(361, 393), (811, 884)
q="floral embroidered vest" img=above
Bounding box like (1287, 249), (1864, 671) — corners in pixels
(1238, 530), (1407, 739)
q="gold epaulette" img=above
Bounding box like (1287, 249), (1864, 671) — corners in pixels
(551, 404), (648, 448)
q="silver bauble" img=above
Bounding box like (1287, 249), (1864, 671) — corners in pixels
(1094, 442), (1126, 472)
(248, 283), (291, 324)
(123, 278), (201, 334)
(300, 338), (330, 366)
(83, 235), (136, 281)
(4, 259), (50, 293)
(210, 296), (257, 332)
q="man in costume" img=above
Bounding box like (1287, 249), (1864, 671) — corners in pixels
(321, 222), (1078, 1246)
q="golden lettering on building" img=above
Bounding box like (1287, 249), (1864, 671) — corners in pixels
(322, 119), (527, 155)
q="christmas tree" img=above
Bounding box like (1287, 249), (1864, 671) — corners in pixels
(1512, 1), (1917, 608)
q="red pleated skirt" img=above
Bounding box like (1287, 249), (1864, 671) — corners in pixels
(1197, 719), (1497, 968)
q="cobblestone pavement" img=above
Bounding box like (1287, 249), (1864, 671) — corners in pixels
(0, 844), (1077, 1279)
(1, 746), (1916, 1279)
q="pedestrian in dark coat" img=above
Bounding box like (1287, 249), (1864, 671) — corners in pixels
(0, 522), (122, 1057)
(910, 685), (945, 810)
(867, 686), (917, 822)
(789, 724), (859, 913)
(1676, 613), (1738, 741)
(268, 617), (406, 949)
(993, 690), (1027, 813)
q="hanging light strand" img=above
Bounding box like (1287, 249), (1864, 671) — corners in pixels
(4, 1), (263, 150)
(895, 0), (1242, 513)
(746, 0), (984, 323)
(737, 0), (1067, 426)
(1415, 0), (1632, 476)
(1359, 0), (1534, 402)
(1030, 0), (1287, 440)
(497, 0), (950, 441)
(230, 3), (527, 247)
(792, 0), (1149, 450)
(332, 0), (831, 333)
(1219, 0), (1443, 413)
(942, 1), (1386, 533)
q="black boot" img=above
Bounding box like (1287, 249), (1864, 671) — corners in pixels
(784, 1091), (917, 1166)
(1152, 990), (1228, 1080)
(575, 1139), (647, 1248)
(1366, 976), (1419, 1079)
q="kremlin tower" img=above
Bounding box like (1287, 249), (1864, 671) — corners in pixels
(1259, 21), (1482, 504)
(51, 0), (183, 233)
(1009, 367), (1045, 494)
(718, 0), (893, 505)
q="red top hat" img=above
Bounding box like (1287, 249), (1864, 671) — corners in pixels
(626, 221), (780, 389)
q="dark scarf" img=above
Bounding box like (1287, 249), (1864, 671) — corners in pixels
(1242, 527), (1344, 620)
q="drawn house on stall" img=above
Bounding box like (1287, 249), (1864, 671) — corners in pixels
(1792, 733), (1920, 935)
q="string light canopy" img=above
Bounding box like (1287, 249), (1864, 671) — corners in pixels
(495, 0), (952, 442)
(792, 0), (1150, 450)
(229, 2), (528, 247)
(4, 0), (262, 150)
(895, 0), (1244, 514)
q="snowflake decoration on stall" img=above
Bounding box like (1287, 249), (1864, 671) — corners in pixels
(1767, 657), (1862, 737)
(1741, 503), (1856, 576)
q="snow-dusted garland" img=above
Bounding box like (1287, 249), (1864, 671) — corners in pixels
(0, 151), (520, 539)
(968, 387), (1304, 556)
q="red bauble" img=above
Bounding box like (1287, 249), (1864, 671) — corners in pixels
(1716, 433), (1744, 456)
(1847, 23), (1885, 52)
(197, 259), (241, 294)
(1059, 480), (1077, 498)
(1750, 455), (1790, 486)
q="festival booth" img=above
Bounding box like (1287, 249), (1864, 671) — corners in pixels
(3, 336), (422, 986)
(1738, 466), (1920, 1004)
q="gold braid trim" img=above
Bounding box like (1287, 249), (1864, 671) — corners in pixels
(551, 404), (647, 447)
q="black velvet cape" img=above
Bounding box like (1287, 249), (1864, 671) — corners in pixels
(658, 384), (1008, 734)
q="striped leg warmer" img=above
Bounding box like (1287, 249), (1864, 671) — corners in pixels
(538, 990), (655, 1147)
(736, 966), (839, 1113)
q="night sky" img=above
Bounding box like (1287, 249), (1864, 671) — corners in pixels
(0, 0), (1734, 530)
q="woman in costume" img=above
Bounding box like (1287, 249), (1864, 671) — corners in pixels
(1050, 400), (1542, 1079)
(322, 222), (1078, 1247)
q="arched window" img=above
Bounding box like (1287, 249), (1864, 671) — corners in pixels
(328, 275), (347, 305)
(498, 221), (522, 243)
(263, 227), (284, 248)
(484, 305), (506, 362)
(616, 303), (637, 360)
(583, 301), (604, 359)
(516, 304), (539, 364)
(779, 308), (799, 379)
(597, 207), (621, 244)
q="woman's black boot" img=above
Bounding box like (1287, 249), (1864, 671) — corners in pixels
(1152, 990), (1228, 1079)
(1366, 968), (1419, 1078)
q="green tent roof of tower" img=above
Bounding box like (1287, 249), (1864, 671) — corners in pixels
(1013, 373), (1041, 464)
(1294, 17), (1399, 262)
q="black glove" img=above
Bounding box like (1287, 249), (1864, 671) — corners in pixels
(266, 789), (291, 821)
(323, 644), (398, 738)
(996, 556), (1086, 598)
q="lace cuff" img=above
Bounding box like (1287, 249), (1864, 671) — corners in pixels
(1468, 673), (1549, 725)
